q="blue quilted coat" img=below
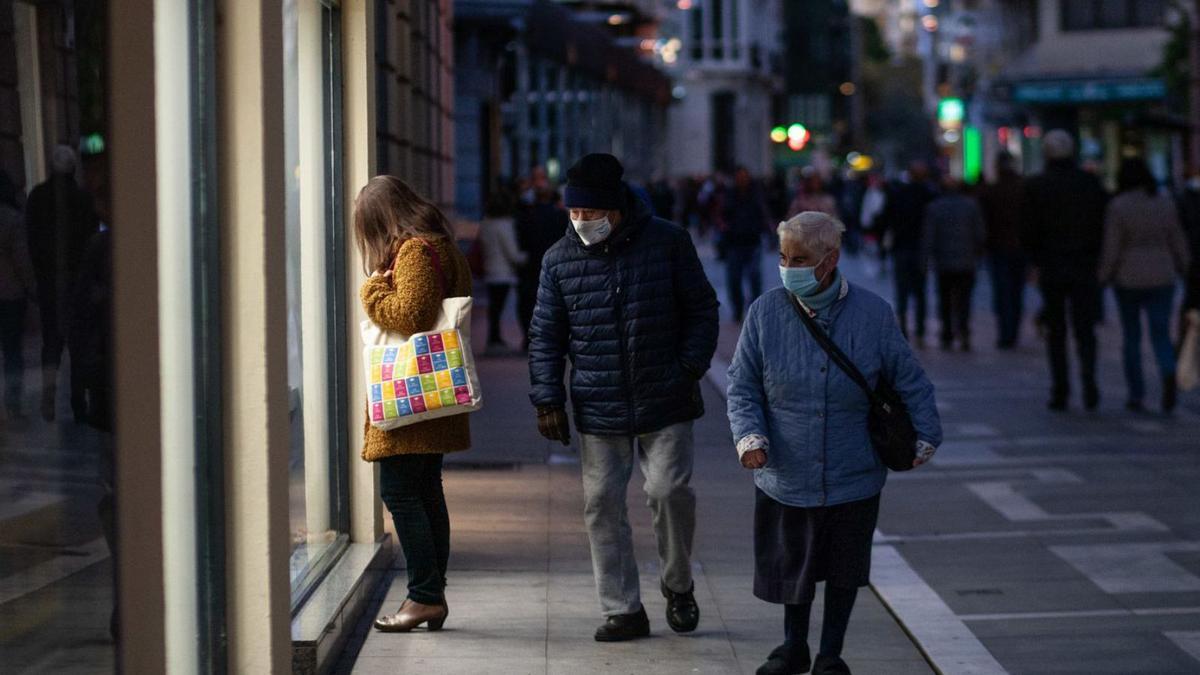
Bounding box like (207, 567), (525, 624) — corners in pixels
(528, 187), (720, 436)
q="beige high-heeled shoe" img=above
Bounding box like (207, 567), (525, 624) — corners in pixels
(373, 598), (449, 632)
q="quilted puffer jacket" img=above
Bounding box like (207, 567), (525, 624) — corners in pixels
(528, 186), (720, 436)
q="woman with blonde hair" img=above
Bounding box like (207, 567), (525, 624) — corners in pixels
(354, 175), (472, 632)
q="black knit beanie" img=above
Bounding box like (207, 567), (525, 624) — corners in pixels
(563, 153), (625, 210)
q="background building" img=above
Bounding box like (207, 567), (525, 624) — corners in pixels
(453, 0), (671, 218)
(660, 0), (783, 178)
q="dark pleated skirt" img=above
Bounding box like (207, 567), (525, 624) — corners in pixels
(753, 488), (881, 604)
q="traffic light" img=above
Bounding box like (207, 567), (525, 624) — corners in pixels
(937, 97), (964, 129)
(771, 124), (811, 151)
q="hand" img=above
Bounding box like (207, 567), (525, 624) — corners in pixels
(536, 406), (571, 446)
(912, 441), (936, 468)
(740, 448), (767, 469)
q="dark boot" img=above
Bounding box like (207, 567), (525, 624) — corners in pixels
(812, 654), (851, 674)
(662, 581), (699, 633)
(1163, 374), (1177, 413)
(756, 642), (811, 675)
(594, 606), (650, 642)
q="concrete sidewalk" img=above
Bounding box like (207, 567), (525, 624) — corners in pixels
(339, 330), (933, 673)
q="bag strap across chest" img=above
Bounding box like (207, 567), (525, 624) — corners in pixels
(786, 292), (883, 408)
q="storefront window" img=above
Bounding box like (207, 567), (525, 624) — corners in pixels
(283, 0), (349, 609)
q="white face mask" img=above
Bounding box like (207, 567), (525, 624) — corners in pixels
(572, 216), (613, 246)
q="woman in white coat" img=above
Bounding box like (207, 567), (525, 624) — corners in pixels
(478, 191), (527, 350)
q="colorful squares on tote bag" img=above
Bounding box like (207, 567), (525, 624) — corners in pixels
(424, 392), (443, 410)
(435, 370), (453, 390)
(429, 333), (445, 352)
(454, 386), (471, 405)
(413, 336), (430, 355)
(371, 402), (384, 421)
(417, 355), (433, 374)
(370, 383), (383, 403)
(420, 373), (438, 392)
(381, 363), (394, 381)
(441, 331), (460, 350)
(392, 380), (408, 399)
(371, 365), (382, 384)
(371, 349), (383, 365)
(396, 398), (413, 416)
(446, 349), (463, 368)
(383, 347), (399, 363)
(431, 352), (449, 371)
(410, 395), (427, 413)
(450, 367), (467, 387)
(439, 389), (455, 407)
(382, 400), (398, 419)
(405, 376), (423, 396)
(405, 358), (420, 377)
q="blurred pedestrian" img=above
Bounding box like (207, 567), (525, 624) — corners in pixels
(529, 153), (718, 642)
(25, 145), (97, 422)
(786, 171), (840, 220)
(354, 176), (473, 633)
(1178, 166), (1200, 321)
(1021, 130), (1109, 411)
(859, 172), (888, 278)
(721, 167), (772, 322)
(1098, 159), (1191, 413)
(478, 190), (527, 352)
(726, 211), (942, 675)
(979, 153), (1027, 349)
(879, 161), (938, 344)
(0, 172), (35, 421)
(924, 178), (986, 351)
(515, 183), (568, 351)
(649, 176), (676, 220)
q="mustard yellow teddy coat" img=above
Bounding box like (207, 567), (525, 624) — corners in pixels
(360, 236), (472, 460)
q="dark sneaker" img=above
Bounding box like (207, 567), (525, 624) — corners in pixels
(812, 654), (851, 674)
(593, 606), (650, 642)
(661, 581), (699, 633)
(756, 642), (811, 675)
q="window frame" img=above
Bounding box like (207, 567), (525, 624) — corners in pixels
(1060, 0), (1165, 31)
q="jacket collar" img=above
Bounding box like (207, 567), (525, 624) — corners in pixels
(795, 274), (850, 318)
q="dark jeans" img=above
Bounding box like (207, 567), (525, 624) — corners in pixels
(893, 249), (927, 338)
(937, 271), (976, 345)
(0, 299), (26, 411)
(1114, 286), (1177, 404)
(486, 283), (512, 345)
(989, 253), (1026, 347)
(1039, 278), (1099, 399)
(38, 298), (86, 413)
(379, 453), (450, 605)
(725, 244), (763, 321)
(517, 271), (539, 344)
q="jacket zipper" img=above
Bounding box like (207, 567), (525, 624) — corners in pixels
(609, 248), (637, 435)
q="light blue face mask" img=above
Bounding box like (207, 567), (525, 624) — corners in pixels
(779, 254), (829, 297)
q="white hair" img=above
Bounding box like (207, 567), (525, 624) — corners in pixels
(1042, 129), (1075, 161)
(777, 211), (845, 255)
(51, 145), (77, 175)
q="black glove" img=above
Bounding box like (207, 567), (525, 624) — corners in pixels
(536, 406), (571, 446)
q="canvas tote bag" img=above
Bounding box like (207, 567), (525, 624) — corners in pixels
(360, 241), (483, 430)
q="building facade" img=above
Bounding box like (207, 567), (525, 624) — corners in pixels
(453, 0), (670, 219)
(659, 0), (781, 178)
(2, 0), (454, 672)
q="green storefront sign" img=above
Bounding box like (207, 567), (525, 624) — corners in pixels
(1012, 78), (1166, 104)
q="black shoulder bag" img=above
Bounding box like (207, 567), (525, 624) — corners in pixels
(787, 294), (917, 472)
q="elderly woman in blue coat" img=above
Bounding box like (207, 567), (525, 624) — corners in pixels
(727, 211), (942, 675)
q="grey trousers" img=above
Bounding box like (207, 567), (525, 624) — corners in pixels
(579, 420), (696, 617)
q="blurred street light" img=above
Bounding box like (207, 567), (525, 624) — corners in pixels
(839, 82), (857, 96)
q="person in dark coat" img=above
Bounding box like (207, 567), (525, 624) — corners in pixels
(878, 161), (938, 343)
(529, 153), (719, 642)
(924, 179), (986, 351)
(1021, 130), (1109, 411)
(1178, 166), (1200, 324)
(24, 145), (97, 422)
(979, 153), (1027, 349)
(515, 186), (569, 350)
(721, 166), (772, 322)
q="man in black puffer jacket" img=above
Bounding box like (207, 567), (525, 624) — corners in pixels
(529, 154), (719, 642)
